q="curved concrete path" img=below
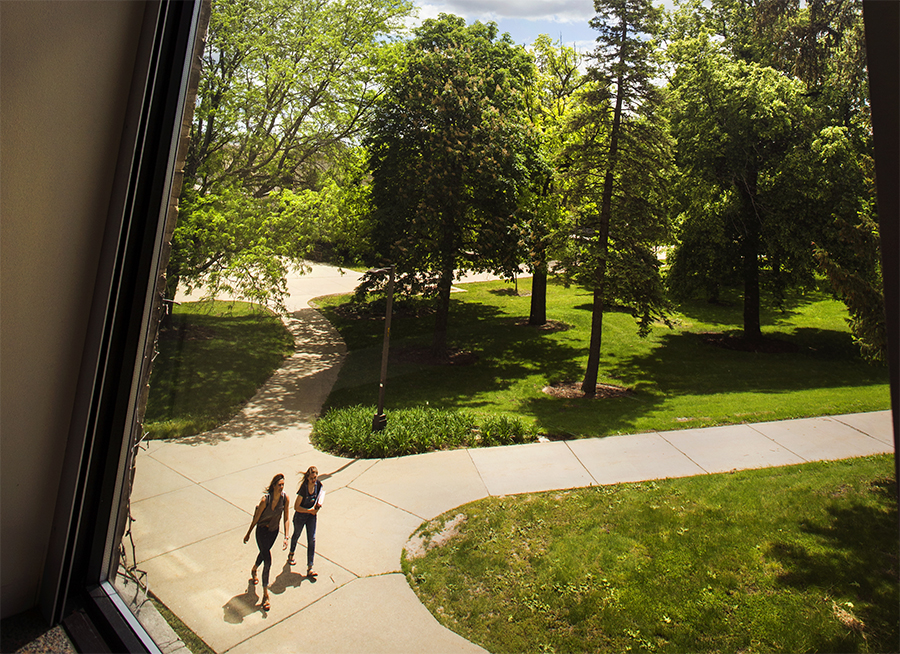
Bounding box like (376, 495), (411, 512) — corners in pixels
(127, 264), (894, 654)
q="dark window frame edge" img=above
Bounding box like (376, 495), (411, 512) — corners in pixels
(39, 1), (208, 651)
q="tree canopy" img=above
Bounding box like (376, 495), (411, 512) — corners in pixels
(665, 0), (883, 358)
(168, 0), (412, 309)
(363, 14), (543, 354)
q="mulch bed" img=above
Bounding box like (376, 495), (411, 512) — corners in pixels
(697, 332), (799, 354)
(515, 319), (571, 333)
(391, 346), (479, 366)
(542, 381), (633, 399)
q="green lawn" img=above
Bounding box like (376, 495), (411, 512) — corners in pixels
(404, 455), (899, 653)
(316, 277), (890, 438)
(144, 301), (294, 439)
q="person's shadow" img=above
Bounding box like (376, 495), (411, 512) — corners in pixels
(223, 579), (262, 624)
(269, 559), (316, 597)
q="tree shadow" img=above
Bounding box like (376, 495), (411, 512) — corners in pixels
(222, 580), (261, 624)
(601, 327), (887, 399)
(326, 299), (586, 411)
(522, 382), (667, 438)
(520, 323), (887, 438)
(672, 286), (833, 329)
(766, 477), (899, 650)
(163, 308), (348, 444)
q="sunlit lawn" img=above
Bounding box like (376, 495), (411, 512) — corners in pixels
(404, 455), (899, 653)
(317, 276), (890, 438)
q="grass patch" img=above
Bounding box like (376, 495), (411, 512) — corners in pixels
(403, 455), (899, 653)
(144, 301), (295, 439)
(317, 277), (890, 438)
(311, 404), (535, 458)
(149, 592), (215, 654)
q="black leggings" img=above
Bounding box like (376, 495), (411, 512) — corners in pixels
(254, 525), (279, 587)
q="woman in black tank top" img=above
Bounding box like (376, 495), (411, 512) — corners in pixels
(244, 473), (289, 611)
(288, 466), (325, 578)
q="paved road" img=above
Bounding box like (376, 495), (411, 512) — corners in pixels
(127, 263), (894, 654)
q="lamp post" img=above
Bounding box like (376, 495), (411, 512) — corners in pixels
(370, 266), (394, 431)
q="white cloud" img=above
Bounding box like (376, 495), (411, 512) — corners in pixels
(418, 0), (594, 23)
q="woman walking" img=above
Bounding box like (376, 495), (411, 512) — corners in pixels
(244, 473), (289, 611)
(288, 466), (325, 578)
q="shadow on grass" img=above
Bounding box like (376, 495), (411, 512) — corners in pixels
(767, 477), (899, 651)
(158, 309), (347, 445)
(673, 286), (833, 329)
(326, 287), (889, 439)
(326, 298), (586, 412)
(600, 327), (886, 397)
(520, 323), (888, 438)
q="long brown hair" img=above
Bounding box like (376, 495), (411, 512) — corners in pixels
(300, 466), (318, 490)
(266, 473), (285, 497)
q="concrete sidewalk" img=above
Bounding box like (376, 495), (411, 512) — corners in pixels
(131, 264), (894, 654)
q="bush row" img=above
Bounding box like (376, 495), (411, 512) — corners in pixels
(311, 405), (535, 458)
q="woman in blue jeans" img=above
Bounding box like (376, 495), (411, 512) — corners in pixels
(243, 473), (289, 611)
(288, 466), (325, 578)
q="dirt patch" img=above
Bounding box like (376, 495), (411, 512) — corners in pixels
(516, 319), (571, 333)
(392, 346), (478, 366)
(405, 513), (467, 559)
(697, 332), (799, 354)
(542, 381), (633, 399)
(489, 288), (528, 297)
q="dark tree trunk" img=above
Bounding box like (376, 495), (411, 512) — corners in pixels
(738, 171), (762, 342)
(432, 266), (453, 356)
(582, 23), (625, 395)
(581, 265), (607, 394)
(529, 262), (548, 325)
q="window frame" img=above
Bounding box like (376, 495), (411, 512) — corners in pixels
(39, 1), (208, 651)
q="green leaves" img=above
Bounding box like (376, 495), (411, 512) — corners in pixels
(171, 0), (413, 309)
(364, 14), (541, 350)
(664, 1), (882, 357)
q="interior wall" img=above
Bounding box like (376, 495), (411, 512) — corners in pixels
(0, 1), (146, 619)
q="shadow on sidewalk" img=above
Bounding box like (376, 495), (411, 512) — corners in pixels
(223, 581), (261, 624)
(269, 560), (317, 596)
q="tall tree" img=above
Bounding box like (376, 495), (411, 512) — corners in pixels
(168, 0), (411, 309)
(667, 29), (816, 341)
(666, 0), (883, 358)
(363, 14), (541, 355)
(566, 0), (673, 395)
(521, 35), (586, 326)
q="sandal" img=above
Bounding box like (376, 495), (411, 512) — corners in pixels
(307, 568), (318, 578)
(250, 569), (258, 585)
(261, 597), (270, 611)
(287, 553), (296, 565)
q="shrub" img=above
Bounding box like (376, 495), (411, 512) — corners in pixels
(477, 414), (530, 446)
(312, 405), (536, 458)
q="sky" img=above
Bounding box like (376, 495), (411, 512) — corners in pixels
(414, 0), (600, 52)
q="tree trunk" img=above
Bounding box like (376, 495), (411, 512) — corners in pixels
(742, 228), (761, 341)
(432, 266), (453, 356)
(738, 171), (762, 341)
(581, 264), (607, 394)
(528, 261), (548, 325)
(582, 24), (626, 395)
